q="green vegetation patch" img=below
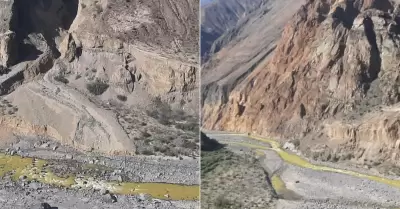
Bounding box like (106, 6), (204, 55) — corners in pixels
(86, 80), (109, 95)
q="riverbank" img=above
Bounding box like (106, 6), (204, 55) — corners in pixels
(205, 132), (400, 209)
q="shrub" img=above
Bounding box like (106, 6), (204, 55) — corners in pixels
(117, 95), (127, 102)
(176, 122), (199, 132)
(182, 140), (198, 150)
(292, 138), (300, 147)
(215, 196), (236, 209)
(86, 80), (109, 95)
(54, 75), (69, 84)
(142, 131), (151, 138)
(0, 66), (10, 75)
(94, 4), (103, 13)
(164, 147), (177, 157)
(141, 149), (154, 155)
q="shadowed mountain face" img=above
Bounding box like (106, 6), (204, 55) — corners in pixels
(201, 0), (215, 6)
(203, 0), (400, 169)
(200, 0), (266, 62)
(201, 0), (305, 131)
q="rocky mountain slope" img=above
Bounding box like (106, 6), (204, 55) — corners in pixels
(0, 0), (199, 156)
(202, 0), (304, 133)
(200, 0), (266, 61)
(203, 0), (400, 170)
(0, 0), (200, 208)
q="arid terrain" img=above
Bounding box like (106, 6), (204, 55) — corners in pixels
(201, 0), (400, 208)
(203, 0), (400, 175)
(0, 0), (199, 208)
(202, 131), (400, 209)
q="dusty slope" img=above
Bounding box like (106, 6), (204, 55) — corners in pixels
(0, 1), (200, 208)
(203, 0), (400, 170)
(202, 0), (304, 130)
(200, 0), (266, 61)
(0, 0), (200, 156)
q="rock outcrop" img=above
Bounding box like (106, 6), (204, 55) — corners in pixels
(0, 0), (199, 155)
(203, 0), (400, 168)
(202, 0), (305, 135)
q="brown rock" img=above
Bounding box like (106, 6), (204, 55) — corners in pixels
(204, 0), (400, 167)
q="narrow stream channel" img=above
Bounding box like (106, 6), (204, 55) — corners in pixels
(215, 133), (400, 190)
(0, 154), (199, 201)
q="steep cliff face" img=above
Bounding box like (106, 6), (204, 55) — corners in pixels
(0, 0), (199, 156)
(202, 0), (305, 131)
(204, 0), (400, 167)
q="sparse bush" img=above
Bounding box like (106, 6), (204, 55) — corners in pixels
(0, 66), (10, 75)
(94, 4), (103, 13)
(144, 138), (152, 145)
(160, 137), (171, 144)
(175, 122), (199, 132)
(117, 95), (127, 102)
(54, 75), (69, 84)
(86, 80), (109, 95)
(141, 149), (154, 155)
(215, 196), (236, 209)
(164, 147), (177, 157)
(182, 140), (198, 150)
(142, 131), (151, 138)
(147, 109), (172, 126)
(292, 138), (300, 147)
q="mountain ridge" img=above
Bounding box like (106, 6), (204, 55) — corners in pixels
(203, 0), (400, 171)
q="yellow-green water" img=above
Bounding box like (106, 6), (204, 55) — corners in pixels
(271, 175), (286, 194)
(0, 154), (199, 200)
(228, 134), (400, 189)
(115, 182), (199, 200)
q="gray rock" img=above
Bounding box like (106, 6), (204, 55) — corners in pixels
(139, 193), (150, 201)
(283, 142), (296, 151)
(29, 182), (41, 190)
(40, 143), (50, 148)
(65, 154), (73, 160)
(110, 194), (117, 203)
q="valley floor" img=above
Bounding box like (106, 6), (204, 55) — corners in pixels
(203, 131), (400, 209)
(0, 135), (199, 209)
